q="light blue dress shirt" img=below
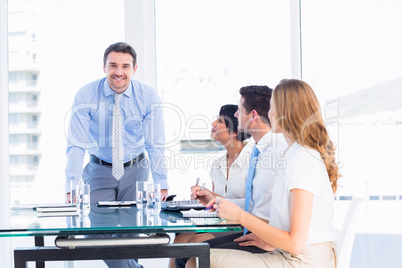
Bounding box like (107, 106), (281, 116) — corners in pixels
(65, 78), (168, 190)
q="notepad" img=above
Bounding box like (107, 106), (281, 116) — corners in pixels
(181, 209), (218, 218)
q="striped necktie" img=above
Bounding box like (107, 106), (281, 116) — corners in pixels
(243, 146), (260, 235)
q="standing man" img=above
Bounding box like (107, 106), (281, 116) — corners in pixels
(65, 42), (169, 205)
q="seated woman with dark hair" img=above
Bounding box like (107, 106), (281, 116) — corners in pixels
(168, 104), (252, 268)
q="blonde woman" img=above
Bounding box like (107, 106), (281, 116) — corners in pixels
(187, 79), (340, 268)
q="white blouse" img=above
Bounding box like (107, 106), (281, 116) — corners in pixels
(209, 141), (254, 209)
(270, 142), (339, 245)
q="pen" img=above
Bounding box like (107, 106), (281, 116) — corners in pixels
(200, 182), (206, 191)
(195, 177), (200, 186)
(204, 206), (213, 211)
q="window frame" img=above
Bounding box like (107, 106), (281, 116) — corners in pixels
(124, 0), (157, 89)
(0, 0), (12, 266)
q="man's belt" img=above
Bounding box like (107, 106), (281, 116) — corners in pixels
(90, 153), (145, 168)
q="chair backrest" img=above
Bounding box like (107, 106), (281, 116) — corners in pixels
(335, 197), (364, 268)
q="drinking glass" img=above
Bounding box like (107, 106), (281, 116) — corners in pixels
(76, 183), (90, 216)
(136, 181), (148, 209)
(147, 183), (161, 214)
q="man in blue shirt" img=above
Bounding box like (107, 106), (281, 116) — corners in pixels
(65, 42), (168, 268)
(65, 41), (169, 204)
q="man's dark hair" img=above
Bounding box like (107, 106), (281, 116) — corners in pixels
(103, 42), (137, 66)
(239, 85), (273, 125)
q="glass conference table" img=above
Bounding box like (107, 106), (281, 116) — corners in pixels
(2, 205), (241, 268)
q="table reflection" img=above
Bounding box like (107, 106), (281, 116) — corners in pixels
(6, 204), (239, 237)
(65, 205), (194, 230)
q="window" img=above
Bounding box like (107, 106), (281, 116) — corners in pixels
(155, 0), (292, 195)
(301, 0), (402, 266)
(31, 114), (38, 122)
(4, 1), (127, 266)
(7, 0), (125, 206)
(10, 155), (19, 166)
(156, 0), (291, 144)
(32, 155), (39, 165)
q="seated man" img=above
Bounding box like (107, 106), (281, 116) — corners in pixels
(168, 104), (252, 268)
(176, 85), (287, 267)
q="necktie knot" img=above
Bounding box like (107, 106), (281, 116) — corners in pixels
(114, 93), (123, 104)
(250, 147), (260, 165)
(252, 147), (260, 157)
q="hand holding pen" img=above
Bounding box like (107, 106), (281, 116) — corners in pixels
(190, 178), (202, 200)
(190, 179), (214, 205)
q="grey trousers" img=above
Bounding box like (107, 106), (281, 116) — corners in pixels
(83, 158), (150, 203)
(82, 158), (150, 268)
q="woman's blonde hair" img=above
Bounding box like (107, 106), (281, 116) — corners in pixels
(273, 79), (340, 193)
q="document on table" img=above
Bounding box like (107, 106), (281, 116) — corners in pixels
(36, 204), (77, 212)
(35, 204), (78, 217)
(181, 209), (218, 218)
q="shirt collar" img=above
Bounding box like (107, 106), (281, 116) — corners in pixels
(218, 139), (255, 170)
(281, 141), (299, 158)
(103, 79), (133, 98)
(232, 140), (254, 168)
(255, 130), (274, 152)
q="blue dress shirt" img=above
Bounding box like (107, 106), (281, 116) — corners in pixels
(65, 78), (168, 190)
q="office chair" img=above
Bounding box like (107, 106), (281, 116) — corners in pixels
(335, 197), (364, 268)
